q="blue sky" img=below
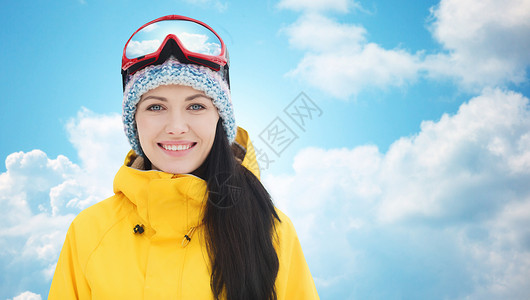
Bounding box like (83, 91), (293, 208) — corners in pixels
(1, 0), (530, 299)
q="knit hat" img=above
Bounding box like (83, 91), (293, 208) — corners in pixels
(122, 58), (235, 156)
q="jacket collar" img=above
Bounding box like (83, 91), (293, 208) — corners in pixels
(114, 163), (207, 240)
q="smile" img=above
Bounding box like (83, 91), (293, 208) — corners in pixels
(159, 143), (196, 151)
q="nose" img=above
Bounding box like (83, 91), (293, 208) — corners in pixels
(165, 110), (189, 134)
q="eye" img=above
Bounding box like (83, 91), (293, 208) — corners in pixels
(147, 104), (163, 111)
(189, 103), (205, 111)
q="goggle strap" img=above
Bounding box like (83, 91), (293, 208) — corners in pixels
(222, 65), (230, 88)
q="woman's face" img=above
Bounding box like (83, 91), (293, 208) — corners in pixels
(135, 84), (220, 174)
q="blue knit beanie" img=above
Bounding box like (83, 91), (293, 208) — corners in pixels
(122, 58), (235, 156)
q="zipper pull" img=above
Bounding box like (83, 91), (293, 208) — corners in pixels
(181, 226), (197, 248)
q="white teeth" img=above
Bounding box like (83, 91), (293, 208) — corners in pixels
(162, 144), (192, 151)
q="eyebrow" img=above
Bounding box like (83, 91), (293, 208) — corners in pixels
(185, 94), (213, 101)
(140, 93), (212, 103)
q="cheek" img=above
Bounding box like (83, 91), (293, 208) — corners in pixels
(193, 113), (219, 142)
(136, 114), (160, 136)
(206, 116), (220, 142)
(135, 117), (146, 139)
(135, 117), (157, 147)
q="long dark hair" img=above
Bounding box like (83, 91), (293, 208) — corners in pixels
(202, 120), (280, 300)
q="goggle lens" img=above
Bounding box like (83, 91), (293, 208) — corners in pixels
(125, 19), (222, 59)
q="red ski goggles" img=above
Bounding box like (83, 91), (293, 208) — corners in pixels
(121, 15), (229, 89)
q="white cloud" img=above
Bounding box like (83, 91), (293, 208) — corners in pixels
(280, 0), (530, 98)
(67, 107), (128, 175)
(461, 199), (530, 299)
(9, 291), (42, 300)
(425, 0), (530, 89)
(141, 22), (159, 33)
(179, 33), (222, 56)
(377, 88), (530, 222)
(282, 13), (366, 53)
(263, 88), (530, 299)
(126, 40), (161, 58)
(66, 108), (129, 205)
(0, 108), (128, 298)
(283, 14), (421, 99)
(0, 150), (79, 225)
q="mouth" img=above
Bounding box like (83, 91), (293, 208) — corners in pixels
(158, 142), (197, 152)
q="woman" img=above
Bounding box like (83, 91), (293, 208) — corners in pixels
(49, 15), (319, 300)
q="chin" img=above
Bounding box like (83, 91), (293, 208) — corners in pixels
(157, 163), (199, 174)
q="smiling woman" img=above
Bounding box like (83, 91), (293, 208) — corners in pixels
(135, 85), (220, 174)
(48, 15), (319, 300)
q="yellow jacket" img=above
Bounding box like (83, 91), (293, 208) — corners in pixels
(49, 127), (319, 299)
